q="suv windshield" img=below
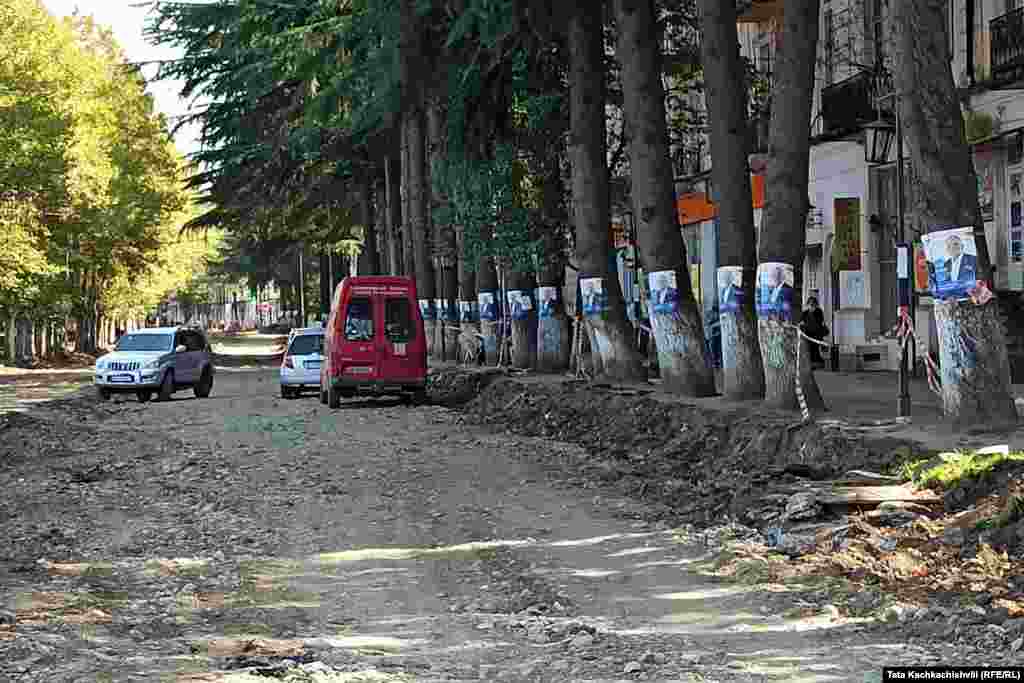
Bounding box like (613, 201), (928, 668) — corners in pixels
(288, 334), (323, 356)
(116, 333), (173, 352)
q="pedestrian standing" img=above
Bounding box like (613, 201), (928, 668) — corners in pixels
(799, 296), (828, 367)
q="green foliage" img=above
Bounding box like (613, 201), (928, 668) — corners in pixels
(897, 449), (1024, 491)
(0, 1), (195, 326)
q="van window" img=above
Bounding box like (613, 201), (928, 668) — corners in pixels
(344, 297), (374, 341)
(384, 297), (415, 343)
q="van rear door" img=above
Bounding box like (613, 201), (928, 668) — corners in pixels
(377, 289), (423, 383)
(339, 289), (379, 382)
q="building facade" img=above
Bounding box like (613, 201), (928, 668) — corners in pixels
(673, 0), (1024, 374)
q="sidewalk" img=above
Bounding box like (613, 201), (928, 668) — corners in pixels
(430, 360), (1024, 452)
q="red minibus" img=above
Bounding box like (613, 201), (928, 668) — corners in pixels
(320, 276), (428, 407)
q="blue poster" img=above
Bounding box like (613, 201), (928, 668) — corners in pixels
(756, 262), (794, 321)
(717, 266), (745, 314)
(458, 300), (479, 323)
(580, 277), (608, 316)
(648, 271), (679, 315)
(478, 291), (499, 322)
(923, 226), (978, 301)
(537, 287), (558, 319)
(507, 290), (533, 320)
(418, 299), (437, 321)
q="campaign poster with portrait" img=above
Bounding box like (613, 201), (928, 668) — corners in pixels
(922, 227), (978, 301)
(507, 290), (533, 320)
(580, 277), (608, 316)
(717, 266), (744, 314)
(537, 286), (558, 319)
(648, 270), (679, 315)
(755, 262), (795, 321)
(418, 299), (437, 321)
(478, 291), (499, 322)
(458, 300), (479, 323)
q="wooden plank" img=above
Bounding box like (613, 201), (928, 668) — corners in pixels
(817, 485), (942, 505)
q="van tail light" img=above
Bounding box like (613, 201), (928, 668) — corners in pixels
(283, 356), (294, 369)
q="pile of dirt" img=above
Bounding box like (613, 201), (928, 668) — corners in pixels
(427, 367), (507, 407)
(458, 377), (918, 526)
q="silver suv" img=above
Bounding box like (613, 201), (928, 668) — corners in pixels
(94, 326), (215, 403)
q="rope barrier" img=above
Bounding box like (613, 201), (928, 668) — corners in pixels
(895, 308), (943, 397)
(784, 323), (831, 423)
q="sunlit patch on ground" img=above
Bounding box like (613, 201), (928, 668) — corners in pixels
(314, 539), (534, 565)
(180, 669), (414, 683)
(607, 546), (664, 558)
(38, 559), (114, 577)
(146, 557), (212, 577)
(13, 590), (118, 627)
(0, 375), (92, 412)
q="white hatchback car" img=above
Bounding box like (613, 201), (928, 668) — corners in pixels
(280, 327), (325, 398)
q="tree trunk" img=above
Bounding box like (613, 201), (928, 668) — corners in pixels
(698, 0), (765, 400)
(478, 256), (501, 365)
(356, 175), (380, 275)
(427, 100), (458, 361)
(319, 250), (331, 318)
(387, 149), (406, 276)
(568, 0), (644, 381)
(6, 311), (15, 364)
(401, 121), (415, 281)
(615, 0), (715, 395)
(758, 0), (824, 413)
(894, 0), (1016, 427)
(456, 225), (479, 364)
(405, 107), (437, 355)
(375, 176), (390, 276)
(536, 153), (571, 373)
(508, 269), (537, 369)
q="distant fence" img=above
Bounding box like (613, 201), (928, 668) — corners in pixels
(158, 299), (292, 331)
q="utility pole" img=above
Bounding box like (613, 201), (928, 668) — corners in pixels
(298, 245), (306, 327)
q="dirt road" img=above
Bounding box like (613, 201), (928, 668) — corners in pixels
(0, 337), (986, 681)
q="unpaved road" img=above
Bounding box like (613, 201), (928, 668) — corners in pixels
(0, 338), (979, 681)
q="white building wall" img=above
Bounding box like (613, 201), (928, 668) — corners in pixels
(808, 140), (872, 346)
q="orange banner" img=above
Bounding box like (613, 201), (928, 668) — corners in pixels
(676, 174), (765, 227)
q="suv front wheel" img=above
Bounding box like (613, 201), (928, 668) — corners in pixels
(158, 370), (175, 402)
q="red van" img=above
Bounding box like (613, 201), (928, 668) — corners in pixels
(320, 276), (428, 408)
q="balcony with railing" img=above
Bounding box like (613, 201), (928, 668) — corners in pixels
(992, 7), (1024, 86)
(820, 70), (881, 138)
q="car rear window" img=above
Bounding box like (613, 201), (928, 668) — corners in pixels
(345, 297), (374, 341)
(384, 297), (415, 342)
(116, 333), (173, 352)
(288, 333), (323, 356)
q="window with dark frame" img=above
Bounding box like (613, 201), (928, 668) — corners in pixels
(344, 297), (374, 341)
(384, 297), (415, 343)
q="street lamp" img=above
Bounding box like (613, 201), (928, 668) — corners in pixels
(863, 81), (912, 418)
